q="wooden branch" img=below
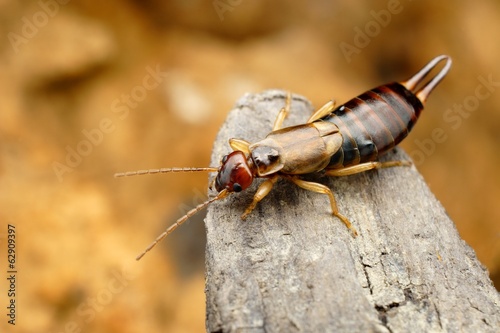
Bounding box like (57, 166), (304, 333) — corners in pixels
(205, 90), (500, 333)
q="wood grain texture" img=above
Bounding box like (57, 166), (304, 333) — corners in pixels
(205, 90), (500, 333)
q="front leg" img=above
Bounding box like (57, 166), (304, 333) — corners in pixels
(229, 138), (251, 154)
(241, 175), (279, 219)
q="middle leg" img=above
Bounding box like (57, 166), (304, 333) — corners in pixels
(272, 92), (292, 131)
(307, 99), (336, 123)
(285, 176), (358, 236)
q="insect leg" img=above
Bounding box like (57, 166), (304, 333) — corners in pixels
(241, 175), (279, 219)
(286, 176), (358, 236)
(325, 161), (411, 177)
(307, 100), (336, 123)
(229, 138), (251, 154)
(272, 92), (292, 131)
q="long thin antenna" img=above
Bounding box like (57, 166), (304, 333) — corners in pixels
(114, 167), (219, 178)
(135, 189), (229, 260)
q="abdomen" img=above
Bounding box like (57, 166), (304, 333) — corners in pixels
(324, 82), (424, 168)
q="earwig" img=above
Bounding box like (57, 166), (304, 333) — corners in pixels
(116, 55), (452, 260)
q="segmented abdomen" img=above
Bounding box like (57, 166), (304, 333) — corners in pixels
(325, 82), (424, 168)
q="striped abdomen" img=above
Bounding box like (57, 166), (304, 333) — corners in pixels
(324, 82), (424, 168)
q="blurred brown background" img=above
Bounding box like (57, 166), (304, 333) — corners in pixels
(0, 0), (499, 332)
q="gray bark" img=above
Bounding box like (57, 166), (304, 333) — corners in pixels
(205, 90), (500, 333)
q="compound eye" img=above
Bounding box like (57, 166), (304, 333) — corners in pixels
(232, 183), (242, 192)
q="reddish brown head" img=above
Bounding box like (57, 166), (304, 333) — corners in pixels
(214, 151), (254, 193)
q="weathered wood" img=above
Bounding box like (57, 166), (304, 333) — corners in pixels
(205, 90), (500, 333)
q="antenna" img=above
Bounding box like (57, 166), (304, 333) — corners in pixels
(114, 165), (223, 259)
(114, 167), (219, 178)
(135, 189), (229, 260)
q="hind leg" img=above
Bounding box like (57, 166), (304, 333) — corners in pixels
(325, 161), (411, 177)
